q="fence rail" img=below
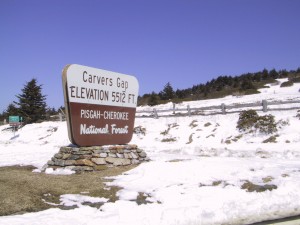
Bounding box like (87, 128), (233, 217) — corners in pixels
(136, 99), (300, 118)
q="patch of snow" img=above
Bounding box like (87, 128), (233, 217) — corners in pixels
(60, 194), (108, 207)
(44, 167), (75, 175)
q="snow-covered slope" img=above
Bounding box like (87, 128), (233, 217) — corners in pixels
(0, 121), (69, 169)
(138, 78), (300, 112)
(1, 79), (300, 225)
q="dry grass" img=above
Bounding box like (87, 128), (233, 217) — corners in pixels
(0, 165), (136, 216)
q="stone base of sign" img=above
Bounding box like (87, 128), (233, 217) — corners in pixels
(45, 144), (149, 172)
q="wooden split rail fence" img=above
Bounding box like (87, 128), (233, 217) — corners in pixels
(136, 100), (300, 118)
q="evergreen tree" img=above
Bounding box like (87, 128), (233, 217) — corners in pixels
(253, 72), (262, 82)
(175, 89), (185, 99)
(148, 92), (160, 106)
(240, 79), (255, 90)
(0, 103), (19, 123)
(6, 103), (19, 116)
(279, 69), (288, 78)
(159, 82), (175, 100)
(269, 69), (279, 79)
(14, 78), (47, 124)
(233, 77), (240, 88)
(0, 111), (5, 122)
(262, 68), (269, 80)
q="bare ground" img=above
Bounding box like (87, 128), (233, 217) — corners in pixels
(0, 165), (136, 216)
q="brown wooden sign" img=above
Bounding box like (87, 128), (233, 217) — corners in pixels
(62, 64), (139, 146)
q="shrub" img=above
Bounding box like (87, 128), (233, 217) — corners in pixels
(186, 133), (194, 144)
(133, 126), (146, 136)
(262, 135), (279, 143)
(204, 122), (212, 127)
(161, 137), (176, 142)
(254, 115), (277, 134)
(237, 110), (259, 132)
(160, 129), (169, 136)
(237, 110), (277, 134)
(244, 89), (260, 95)
(160, 123), (178, 136)
(189, 120), (198, 128)
(241, 180), (277, 192)
(280, 81), (293, 87)
(290, 77), (300, 83)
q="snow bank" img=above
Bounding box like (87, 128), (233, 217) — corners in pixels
(0, 121), (70, 169)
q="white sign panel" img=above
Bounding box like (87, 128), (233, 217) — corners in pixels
(66, 64), (138, 107)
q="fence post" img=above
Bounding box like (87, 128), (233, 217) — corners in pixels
(221, 103), (226, 114)
(262, 100), (268, 112)
(59, 113), (63, 122)
(153, 109), (158, 119)
(173, 103), (176, 114)
(187, 105), (191, 117)
(4, 119), (7, 125)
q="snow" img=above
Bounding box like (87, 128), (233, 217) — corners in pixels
(44, 167), (75, 175)
(1, 79), (300, 224)
(0, 121), (70, 169)
(59, 194), (108, 207)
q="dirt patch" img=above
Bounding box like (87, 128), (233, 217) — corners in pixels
(186, 133), (194, 144)
(241, 180), (277, 192)
(0, 165), (136, 216)
(199, 180), (230, 188)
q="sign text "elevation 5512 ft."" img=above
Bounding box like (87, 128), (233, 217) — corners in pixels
(62, 64), (139, 146)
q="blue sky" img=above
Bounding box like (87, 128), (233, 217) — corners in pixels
(1, 0), (299, 112)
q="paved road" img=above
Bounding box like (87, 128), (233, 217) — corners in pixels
(252, 215), (300, 225)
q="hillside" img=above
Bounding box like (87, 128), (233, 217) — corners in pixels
(0, 79), (300, 224)
(138, 68), (300, 106)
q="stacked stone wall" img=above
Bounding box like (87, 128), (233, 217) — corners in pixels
(46, 144), (149, 172)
